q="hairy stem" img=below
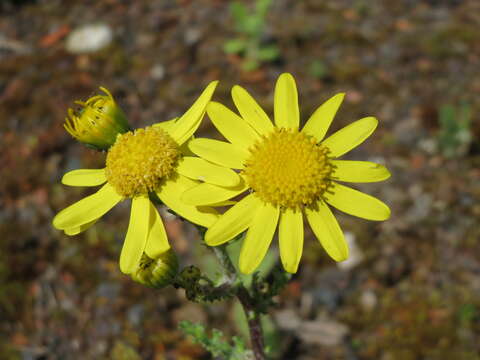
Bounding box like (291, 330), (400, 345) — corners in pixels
(210, 245), (266, 360)
(236, 286), (266, 360)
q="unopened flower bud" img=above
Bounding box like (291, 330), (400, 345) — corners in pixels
(64, 87), (130, 150)
(131, 250), (178, 289)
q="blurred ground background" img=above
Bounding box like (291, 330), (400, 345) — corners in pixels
(1, 0), (480, 359)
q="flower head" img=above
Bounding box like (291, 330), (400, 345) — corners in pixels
(183, 73), (391, 274)
(53, 81), (242, 275)
(64, 87), (130, 150)
(105, 126), (180, 197)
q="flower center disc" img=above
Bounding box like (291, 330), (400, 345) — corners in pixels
(106, 126), (180, 197)
(243, 129), (333, 210)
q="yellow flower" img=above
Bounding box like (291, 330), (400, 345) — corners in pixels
(53, 81), (242, 275)
(64, 87), (130, 150)
(182, 73), (391, 274)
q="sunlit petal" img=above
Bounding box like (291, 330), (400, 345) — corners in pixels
(176, 156), (241, 187)
(207, 101), (259, 148)
(205, 194), (260, 246)
(231, 85), (274, 135)
(53, 184), (122, 230)
(64, 219), (98, 236)
(120, 196), (150, 274)
(239, 202), (279, 274)
(305, 200), (348, 261)
(169, 81), (219, 145)
(62, 169), (107, 187)
(156, 175), (218, 227)
(321, 117), (378, 158)
(144, 201), (170, 259)
(187, 138), (248, 169)
(325, 182), (391, 221)
(279, 209), (304, 273)
(274, 73), (299, 129)
(182, 178), (248, 206)
(331, 160), (391, 183)
(301, 93), (345, 142)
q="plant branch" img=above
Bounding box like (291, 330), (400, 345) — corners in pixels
(236, 285), (266, 360)
(209, 245), (266, 360)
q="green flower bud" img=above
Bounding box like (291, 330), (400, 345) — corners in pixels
(131, 250), (178, 289)
(64, 87), (130, 150)
(180, 265), (201, 282)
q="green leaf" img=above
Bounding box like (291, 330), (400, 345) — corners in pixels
(256, 0), (273, 17)
(257, 45), (279, 61)
(242, 59), (260, 72)
(230, 2), (248, 30)
(309, 60), (329, 79)
(224, 39), (247, 54)
(180, 320), (248, 360)
(243, 17), (263, 36)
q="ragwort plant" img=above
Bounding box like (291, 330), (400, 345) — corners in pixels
(53, 74), (390, 359)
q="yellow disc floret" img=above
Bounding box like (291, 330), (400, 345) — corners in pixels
(243, 128), (334, 210)
(106, 126), (180, 198)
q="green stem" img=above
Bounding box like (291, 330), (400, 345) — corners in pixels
(209, 245), (266, 360)
(236, 286), (266, 360)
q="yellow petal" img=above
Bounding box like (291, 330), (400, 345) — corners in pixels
(205, 193), (260, 246)
(145, 201), (170, 259)
(325, 182), (391, 221)
(305, 200), (348, 261)
(156, 175), (218, 227)
(169, 81), (218, 145)
(274, 73), (299, 129)
(64, 219), (97, 236)
(176, 156), (241, 187)
(152, 117), (179, 133)
(208, 200), (237, 206)
(231, 85), (274, 135)
(181, 178), (248, 206)
(53, 184), (122, 230)
(207, 101), (259, 148)
(187, 138), (248, 169)
(120, 196), (150, 274)
(279, 209), (304, 273)
(239, 202), (279, 274)
(301, 93), (345, 142)
(331, 160), (391, 183)
(321, 117), (378, 158)
(62, 169), (107, 187)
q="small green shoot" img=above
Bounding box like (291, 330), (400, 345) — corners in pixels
(224, 0), (279, 71)
(437, 102), (473, 158)
(309, 60), (329, 80)
(179, 320), (251, 360)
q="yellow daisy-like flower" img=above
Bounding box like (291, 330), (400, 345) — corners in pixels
(53, 81), (242, 275)
(183, 73), (391, 274)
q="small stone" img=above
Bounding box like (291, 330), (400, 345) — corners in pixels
(337, 232), (364, 271)
(274, 309), (301, 331)
(297, 319), (349, 346)
(66, 24), (113, 54)
(184, 28), (201, 45)
(360, 289), (377, 311)
(150, 64), (165, 80)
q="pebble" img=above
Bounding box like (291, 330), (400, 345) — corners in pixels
(150, 64), (166, 80)
(297, 319), (349, 346)
(65, 24), (113, 54)
(337, 231), (364, 271)
(360, 289), (378, 311)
